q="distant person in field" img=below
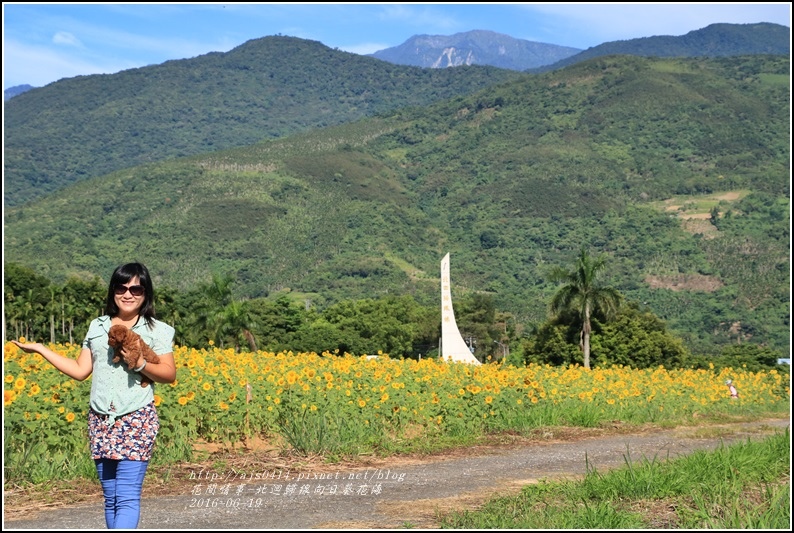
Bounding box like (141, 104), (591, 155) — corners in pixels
(725, 379), (739, 399)
(12, 262), (176, 529)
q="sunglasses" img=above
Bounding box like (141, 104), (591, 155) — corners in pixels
(114, 284), (145, 297)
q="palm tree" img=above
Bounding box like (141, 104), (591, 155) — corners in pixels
(548, 248), (621, 369)
(19, 288), (44, 340)
(191, 273), (235, 346)
(46, 285), (61, 343)
(192, 273), (259, 351)
(215, 300), (258, 352)
(4, 287), (20, 341)
(155, 286), (187, 346)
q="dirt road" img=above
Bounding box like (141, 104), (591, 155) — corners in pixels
(4, 418), (789, 529)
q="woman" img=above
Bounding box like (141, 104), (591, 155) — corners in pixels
(12, 262), (176, 529)
(725, 379), (739, 399)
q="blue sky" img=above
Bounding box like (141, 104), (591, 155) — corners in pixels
(3, 3), (791, 90)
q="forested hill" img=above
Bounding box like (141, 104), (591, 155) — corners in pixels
(6, 24), (789, 207)
(532, 22), (790, 73)
(4, 54), (790, 355)
(3, 35), (521, 207)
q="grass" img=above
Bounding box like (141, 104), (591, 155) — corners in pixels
(650, 189), (751, 217)
(4, 417), (789, 528)
(439, 427), (790, 529)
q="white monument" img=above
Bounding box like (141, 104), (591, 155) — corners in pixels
(440, 253), (481, 365)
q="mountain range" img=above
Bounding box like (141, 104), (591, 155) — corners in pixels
(4, 23), (789, 207)
(531, 22), (790, 73)
(3, 84), (35, 101)
(6, 22), (787, 102)
(3, 36), (522, 207)
(369, 29), (581, 69)
(2, 23), (791, 355)
(4, 52), (789, 354)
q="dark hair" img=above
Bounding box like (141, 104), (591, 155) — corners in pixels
(104, 262), (156, 328)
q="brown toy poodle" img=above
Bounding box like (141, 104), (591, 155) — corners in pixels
(108, 324), (161, 388)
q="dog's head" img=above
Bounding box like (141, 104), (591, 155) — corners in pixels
(108, 325), (129, 348)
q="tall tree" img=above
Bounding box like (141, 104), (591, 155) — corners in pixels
(548, 248), (621, 369)
(46, 285), (61, 343)
(155, 286), (188, 346)
(215, 300), (259, 352)
(191, 273), (236, 346)
(62, 275), (106, 343)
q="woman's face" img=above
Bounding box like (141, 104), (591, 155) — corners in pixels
(114, 276), (146, 317)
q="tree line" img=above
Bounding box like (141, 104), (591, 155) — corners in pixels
(3, 253), (786, 372)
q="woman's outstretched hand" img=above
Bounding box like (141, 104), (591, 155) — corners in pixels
(10, 340), (45, 354)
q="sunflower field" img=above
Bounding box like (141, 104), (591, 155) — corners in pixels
(4, 340), (790, 483)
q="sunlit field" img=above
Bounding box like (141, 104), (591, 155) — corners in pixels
(4, 341), (789, 484)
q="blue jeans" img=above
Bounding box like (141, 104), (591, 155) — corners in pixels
(95, 458), (149, 529)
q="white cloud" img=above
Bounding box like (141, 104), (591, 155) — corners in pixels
(337, 42), (391, 55)
(70, 24), (231, 60)
(52, 31), (82, 47)
(3, 38), (137, 88)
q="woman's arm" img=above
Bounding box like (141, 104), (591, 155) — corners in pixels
(135, 351), (176, 384)
(11, 341), (93, 381)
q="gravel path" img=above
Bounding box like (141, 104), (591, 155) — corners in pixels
(4, 418), (789, 530)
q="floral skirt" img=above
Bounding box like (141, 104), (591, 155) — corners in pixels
(88, 402), (160, 461)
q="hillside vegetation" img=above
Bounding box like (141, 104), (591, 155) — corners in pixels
(3, 36), (521, 206)
(7, 23), (788, 208)
(3, 54), (790, 355)
(533, 22), (790, 73)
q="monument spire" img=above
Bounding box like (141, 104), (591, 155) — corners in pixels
(440, 253), (481, 365)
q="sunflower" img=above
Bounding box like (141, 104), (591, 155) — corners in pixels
(4, 390), (16, 405)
